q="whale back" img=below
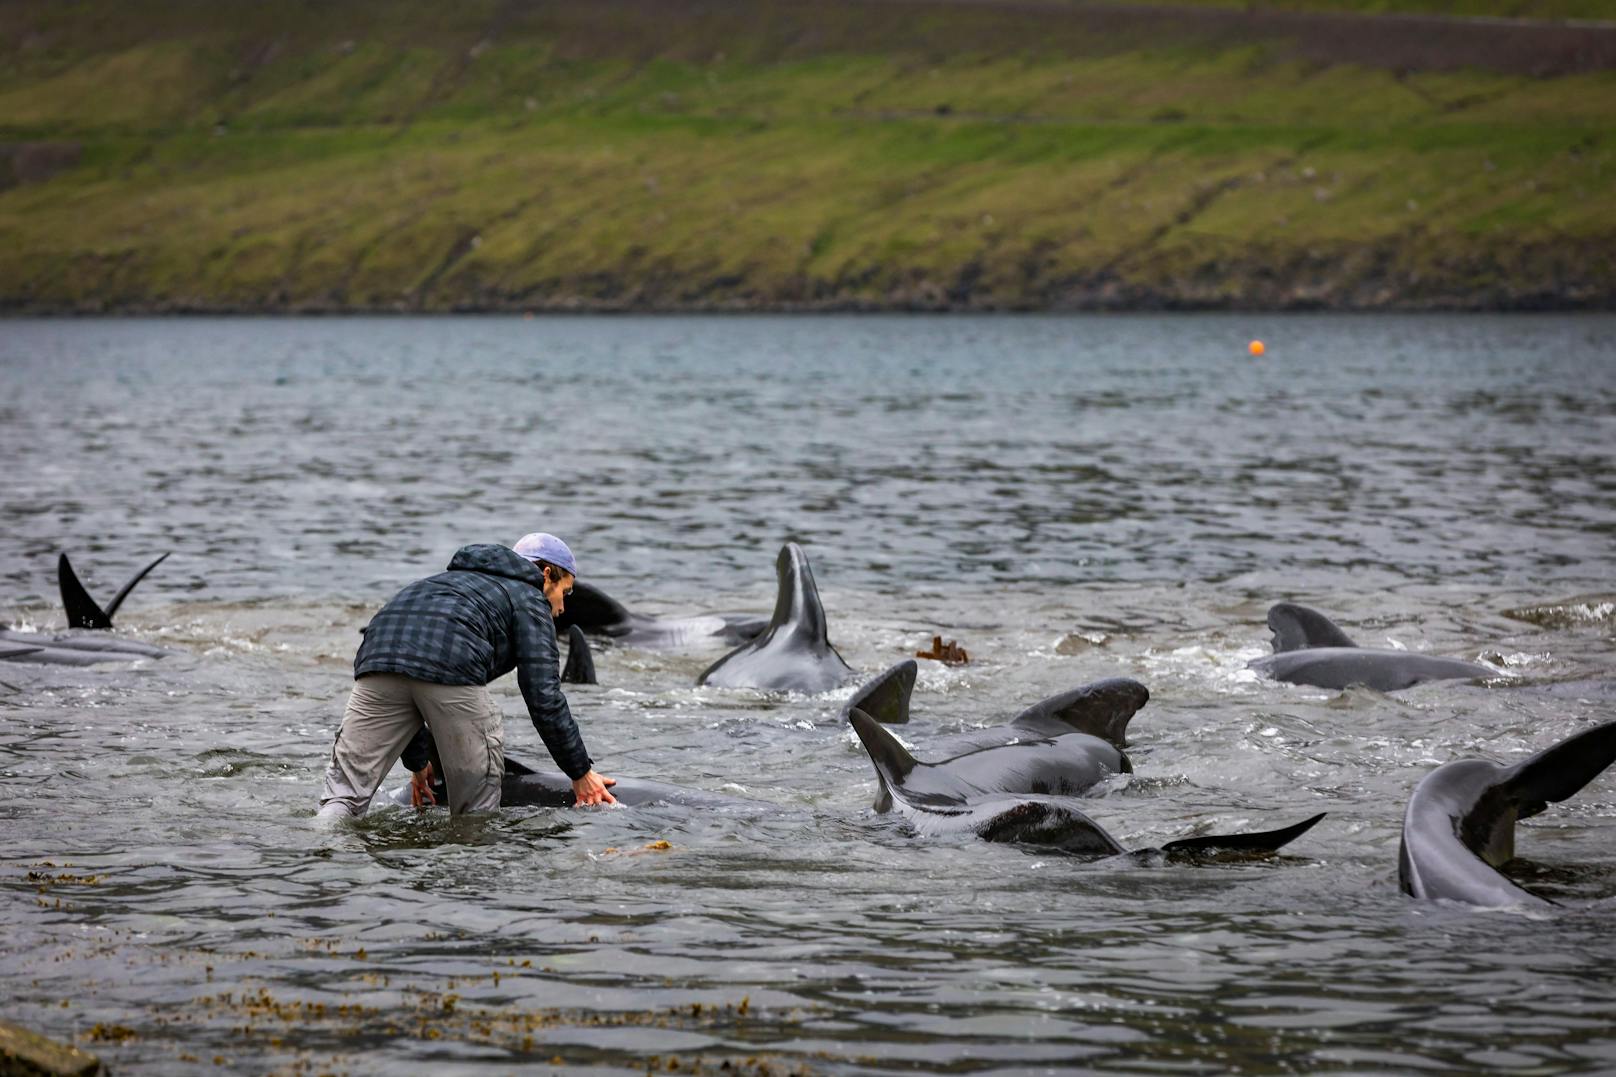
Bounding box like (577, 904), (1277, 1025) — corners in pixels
(840, 660), (917, 725)
(1398, 720), (1616, 906)
(1009, 677), (1149, 749)
(554, 581), (632, 637)
(1267, 603), (1358, 653)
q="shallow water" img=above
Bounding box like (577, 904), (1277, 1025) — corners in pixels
(1, 314), (1614, 1075)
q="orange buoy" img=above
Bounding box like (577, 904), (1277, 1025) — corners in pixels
(1248, 339), (1265, 357)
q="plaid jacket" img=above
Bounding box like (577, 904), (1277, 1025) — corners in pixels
(356, 544), (591, 780)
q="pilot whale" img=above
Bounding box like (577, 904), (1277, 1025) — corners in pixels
(841, 660), (1147, 754)
(389, 755), (766, 812)
(697, 543), (854, 694)
(848, 708), (1128, 812)
(556, 581), (766, 650)
(1398, 720), (1616, 908)
(1, 551), (174, 666)
(1249, 603), (1500, 692)
(849, 709), (1324, 857)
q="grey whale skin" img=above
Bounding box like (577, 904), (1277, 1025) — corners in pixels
(389, 755), (764, 812)
(1, 552), (174, 666)
(849, 709), (1324, 857)
(842, 661), (1149, 810)
(1248, 602), (1499, 691)
(555, 581), (765, 650)
(842, 659), (1147, 751)
(1398, 720), (1616, 908)
(696, 543), (854, 693)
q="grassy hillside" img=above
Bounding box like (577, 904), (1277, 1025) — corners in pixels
(1, 0), (1612, 312)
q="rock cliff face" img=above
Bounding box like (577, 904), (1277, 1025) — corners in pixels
(1, 0), (1612, 313)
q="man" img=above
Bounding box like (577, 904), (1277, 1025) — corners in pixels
(317, 532), (615, 817)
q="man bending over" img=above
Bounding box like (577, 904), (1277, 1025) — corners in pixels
(317, 532), (615, 816)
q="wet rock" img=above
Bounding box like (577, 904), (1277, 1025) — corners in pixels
(0, 1017), (106, 1077)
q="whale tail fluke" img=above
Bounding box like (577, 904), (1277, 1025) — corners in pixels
(841, 660), (916, 725)
(1159, 811), (1326, 859)
(1267, 603), (1357, 653)
(1501, 720), (1616, 821)
(1009, 677), (1149, 748)
(59, 551), (170, 629)
(849, 708), (919, 812)
(561, 625), (598, 685)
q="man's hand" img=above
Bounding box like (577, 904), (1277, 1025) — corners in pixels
(572, 769), (617, 807)
(410, 763), (438, 807)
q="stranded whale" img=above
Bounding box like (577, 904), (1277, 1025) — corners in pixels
(842, 660), (1147, 753)
(697, 543), (854, 694)
(849, 709), (1323, 857)
(1398, 720), (1616, 908)
(556, 581), (766, 650)
(1249, 603), (1500, 692)
(841, 662), (1149, 810)
(1, 551), (174, 666)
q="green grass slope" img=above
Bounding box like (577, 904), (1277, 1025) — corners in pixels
(1, 0), (1612, 311)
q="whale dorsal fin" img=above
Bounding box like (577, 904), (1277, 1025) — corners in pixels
(769, 542), (829, 643)
(561, 625), (597, 685)
(1267, 603), (1357, 653)
(555, 581), (632, 637)
(849, 708), (918, 811)
(503, 755), (538, 776)
(60, 551), (170, 629)
(1009, 677), (1149, 749)
(1161, 812), (1326, 857)
(840, 660), (916, 725)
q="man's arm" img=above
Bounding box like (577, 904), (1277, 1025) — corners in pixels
(511, 588), (597, 784)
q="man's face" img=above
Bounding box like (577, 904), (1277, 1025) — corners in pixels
(543, 569), (575, 618)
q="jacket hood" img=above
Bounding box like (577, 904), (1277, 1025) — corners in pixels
(447, 543), (547, 589)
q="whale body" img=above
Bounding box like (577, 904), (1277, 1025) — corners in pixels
(556, 581), (765, 650)
(388, 755), (766, 812)
(1, 551), (174, 666)
(697, 543), (854, 694)
(1249, 603), (1499, 692)
(849, 709), (1323, 857)
(842, 660), (1147, 755)
(1398, 720), (1616, 908)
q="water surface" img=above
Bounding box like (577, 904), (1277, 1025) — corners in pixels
(2, 314), (1614, 1074)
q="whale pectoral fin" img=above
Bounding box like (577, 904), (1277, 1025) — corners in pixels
(1160, 811), (1326, 859)
(1502, 720), (1616, 818)
(841, 660), (916, 725)
(849, 708), (919, 809)
(102, 551), (171, 621)
(1267, 603), (1357, 653)
(58, 553), (113, 629)
(561, 625), (598, 685)
(1009, 677), (1149, 749)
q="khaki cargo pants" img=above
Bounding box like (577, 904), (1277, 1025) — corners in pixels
(317, 673), (504, 817)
